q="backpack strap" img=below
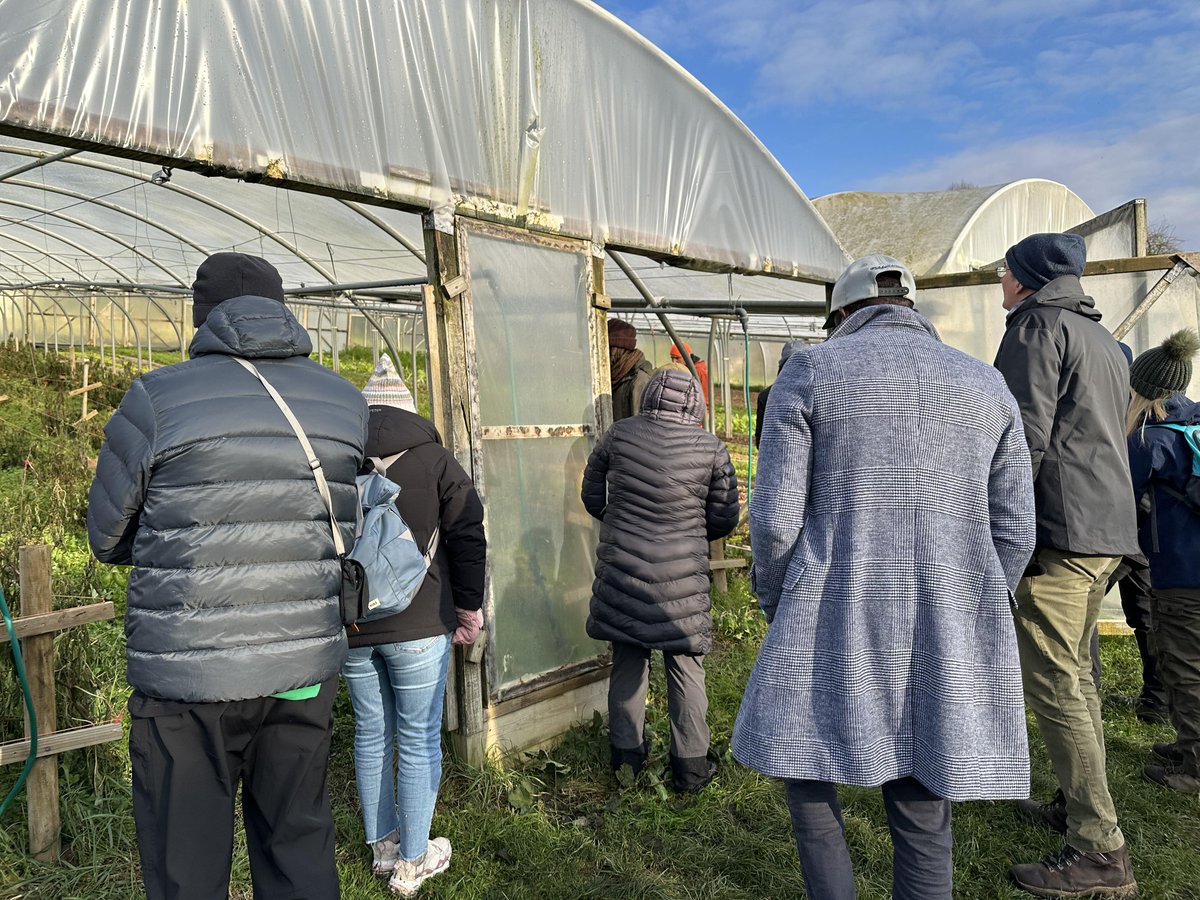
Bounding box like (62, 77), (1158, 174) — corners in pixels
(369, 449), (439, 562)
(371, 450), (407, 476)
(232, 357), (346, 556)
(1145, 423), (1200, 476)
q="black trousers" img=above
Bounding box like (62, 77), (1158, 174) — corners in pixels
(129, 679), (340, 900)
(785, 777), (952, 900)
(1119, 563), (1169, 709)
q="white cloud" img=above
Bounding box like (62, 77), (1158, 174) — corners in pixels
(862, 115), (1200, 247)
(603, 0), (1200, 246)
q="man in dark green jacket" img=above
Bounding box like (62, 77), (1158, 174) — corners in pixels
(994, 233), (1141, 897)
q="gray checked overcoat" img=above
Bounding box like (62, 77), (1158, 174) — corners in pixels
(733, 305), (1036, 801)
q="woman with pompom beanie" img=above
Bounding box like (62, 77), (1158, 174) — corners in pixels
(1125, 328), (1200, 793)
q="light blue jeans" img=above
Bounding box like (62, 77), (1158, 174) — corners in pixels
(341, 633), (451, 861)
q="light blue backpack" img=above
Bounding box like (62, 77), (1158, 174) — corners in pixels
(348, 453), (439, 622)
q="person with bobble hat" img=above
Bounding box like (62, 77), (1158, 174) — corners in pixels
(1125, 329), (1200, 795)
(341, 355), (486, 895)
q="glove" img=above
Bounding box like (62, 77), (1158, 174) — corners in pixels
(452, 607), (484, 645)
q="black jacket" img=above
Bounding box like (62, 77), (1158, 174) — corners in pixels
(87, 296), (368, 702)
(994, 276), (1139, 556)
(612, 358), (654, 421)
(348, 406), (486, 647)
(582, 369), (740, 654)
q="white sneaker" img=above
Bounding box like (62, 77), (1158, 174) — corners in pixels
(388, 837), (452, 897)
(371, 832), (401, 876)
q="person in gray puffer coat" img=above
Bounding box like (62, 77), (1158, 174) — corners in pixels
(87, 252), (367, 900)
(581, 368), (739, 791)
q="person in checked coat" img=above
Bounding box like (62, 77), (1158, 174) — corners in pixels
(582, 367), (740, 792)
(733, 255), (1036, 900)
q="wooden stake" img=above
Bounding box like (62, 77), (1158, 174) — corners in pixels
(710, 539), (728, 594)
(18, 545), (60, 862)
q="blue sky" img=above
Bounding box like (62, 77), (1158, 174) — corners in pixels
(596, 0), (1200, 249)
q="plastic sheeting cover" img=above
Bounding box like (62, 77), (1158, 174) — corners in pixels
(815, 180), (1095, 276)
(0, 0), (849, 281)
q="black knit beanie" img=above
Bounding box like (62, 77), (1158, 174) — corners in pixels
(1005, 232), (1086, 291)
(192, 252), (286, 327)
(1130, 329), (1200, 400)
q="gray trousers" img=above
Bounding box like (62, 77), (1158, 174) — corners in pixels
(608, 641), (709, 761)
(785, 778), (952, 900)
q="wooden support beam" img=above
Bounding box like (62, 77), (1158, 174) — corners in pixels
(18, 545), (60, 862)
(915, 253), (1185, 290)
(423, 215), (488, 767)
(1113, 260), (1189, 340)
(0, 601), (114, 644)
(709, 558), (748, 571)
(0, 723), (123, 767)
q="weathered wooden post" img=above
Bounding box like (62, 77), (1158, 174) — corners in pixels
(18, 545), (59, 862)
(2, 546), (121, 862)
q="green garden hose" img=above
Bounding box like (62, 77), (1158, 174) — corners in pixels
(0, 583), (37, 817)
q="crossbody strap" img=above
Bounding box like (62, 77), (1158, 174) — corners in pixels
(232, 357), (345, 556)
(368, 450), (440, 565)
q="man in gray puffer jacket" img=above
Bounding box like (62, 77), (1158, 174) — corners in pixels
(87, 253), (367, 900)
(582, 368), (739, 792)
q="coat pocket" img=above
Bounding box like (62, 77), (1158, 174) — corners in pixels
(783, 558), (808, 593)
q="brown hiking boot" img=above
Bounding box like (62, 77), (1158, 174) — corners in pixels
(1144, 763), (1200, 794)
(1011, 842), (1137, 897)
(1015, 789), (1067, 835)
(1151, 742), (1184, 764)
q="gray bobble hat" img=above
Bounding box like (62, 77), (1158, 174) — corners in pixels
(1130, 329), (1200, 400)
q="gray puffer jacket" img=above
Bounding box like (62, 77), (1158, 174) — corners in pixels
(582, 369), (740, 654)
(993, 276), (1139, 556)
(87, 295), (368, 702)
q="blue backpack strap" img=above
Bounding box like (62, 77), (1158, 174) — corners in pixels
(1146, 423), (1200, 475)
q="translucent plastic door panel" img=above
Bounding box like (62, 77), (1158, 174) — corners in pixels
(462, 224), (606, 699)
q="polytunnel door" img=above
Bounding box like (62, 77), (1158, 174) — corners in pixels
(459, 222), (609, 702)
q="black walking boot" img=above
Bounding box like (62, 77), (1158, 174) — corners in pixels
(669, 750), (718, 794)
(1143, 763), (1200, 794)
(1015, 788), (1068, 834)
(610, 740), (650, 777)
(1151, 741), (1184, 764)
(1011, 842), (1137, 897)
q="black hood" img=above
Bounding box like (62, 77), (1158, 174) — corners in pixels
(189, 295), (313, 359)
(1009, 275), (1102, 324)
(365, 405), (442, 458)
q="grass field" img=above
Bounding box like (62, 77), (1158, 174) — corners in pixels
(2, 345), (1198, 899)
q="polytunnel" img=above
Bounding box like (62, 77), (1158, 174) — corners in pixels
(0, 0), (851, 758)
(814, 179), (1104, 276)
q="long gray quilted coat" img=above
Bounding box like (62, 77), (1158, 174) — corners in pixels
(581, 369), (739, 655)
(734, 305), (1036, 801)
(87, 295), (368, 702)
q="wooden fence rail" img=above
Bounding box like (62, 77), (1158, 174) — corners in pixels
(1, 545), (121, 862)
